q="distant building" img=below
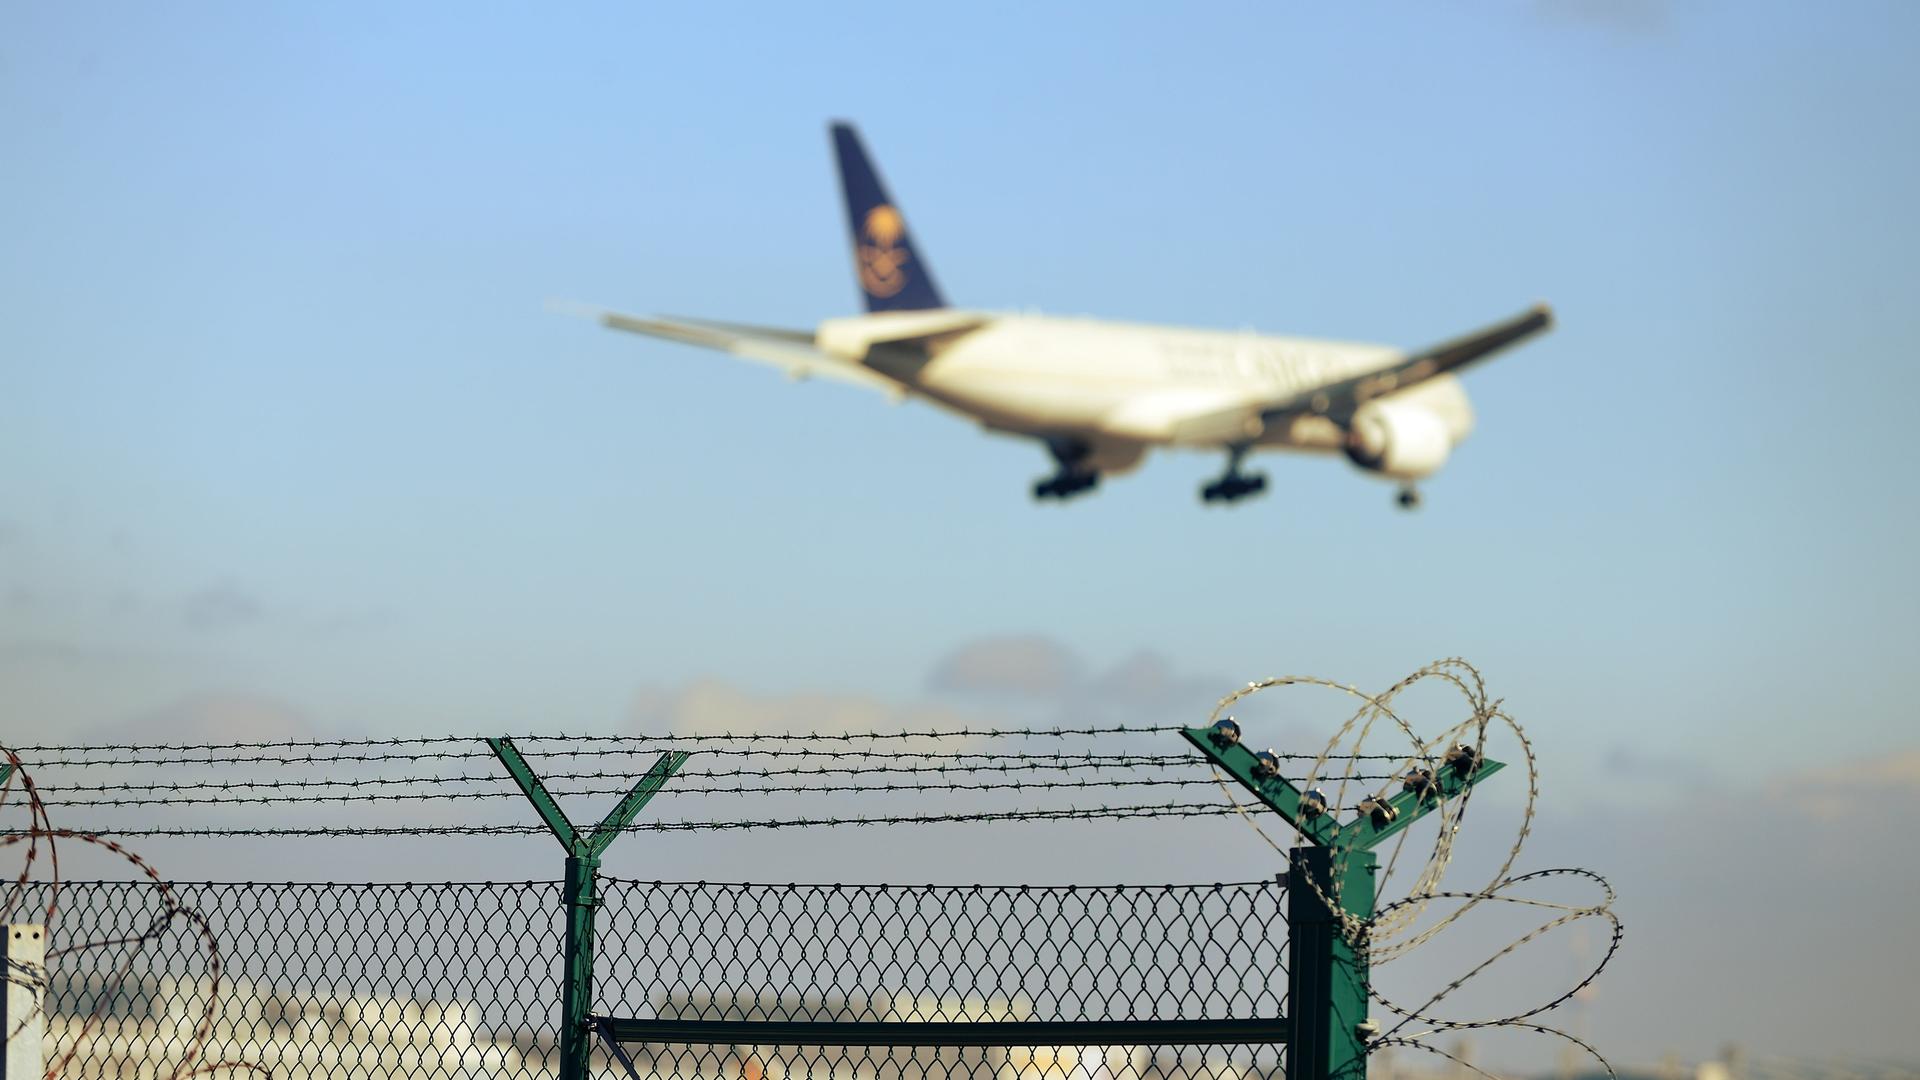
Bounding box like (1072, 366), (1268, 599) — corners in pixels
(46, 972), (558, 1079)
(37, 976), (1302, 1079)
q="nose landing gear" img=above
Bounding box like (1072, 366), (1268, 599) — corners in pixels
(1396, 486), (1422, 510)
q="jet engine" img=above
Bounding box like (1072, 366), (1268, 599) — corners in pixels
(1343, 402), (1453, 480)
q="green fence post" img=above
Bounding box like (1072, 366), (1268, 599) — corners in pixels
(488, 737), (687, 1080)
(1287, 845), (1375, 1080)
(1178, 723), (1502, 1080)
(561, 853), (600, 1080)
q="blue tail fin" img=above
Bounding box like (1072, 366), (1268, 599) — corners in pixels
(830, 121), (948, 313)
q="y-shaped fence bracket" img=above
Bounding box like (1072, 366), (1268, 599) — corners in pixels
(488, 737), (687, 1080)
(1179, 725), (1503, 1080)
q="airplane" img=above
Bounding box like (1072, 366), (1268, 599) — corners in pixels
(592, 122), (1553, 507)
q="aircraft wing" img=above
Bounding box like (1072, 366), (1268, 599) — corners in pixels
(598, 311), (907, 395)
(1167, 304), (1554, 444)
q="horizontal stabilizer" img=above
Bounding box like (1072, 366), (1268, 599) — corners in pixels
(813, 309), (992, 362)
(594, 310), (906, 395)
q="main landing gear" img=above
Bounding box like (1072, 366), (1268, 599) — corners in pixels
(1200, 447), (1267, 504)
(1033, 438), (1100, 502)
(1396, 486), (1421, 510)
(1034, 472), (1099, 500)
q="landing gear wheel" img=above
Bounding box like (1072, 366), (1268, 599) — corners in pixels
(1033, 437), (1100, 502)
(1200, 445), (1267, 505)
(1396, 486), (1422, 510)
(1201, 472), (1268, 503)
(1033, 471), (1099, 501)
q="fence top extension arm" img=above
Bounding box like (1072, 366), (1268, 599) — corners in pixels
(485, 737), (688, 860)
(1178, 723), (1502, 853)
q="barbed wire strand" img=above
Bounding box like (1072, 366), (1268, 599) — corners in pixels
(27, 755), (1222, 796)
(14, 802), (1254, 838)
(24, 772), (1406, 810)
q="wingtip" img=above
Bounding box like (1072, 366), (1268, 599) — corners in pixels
(1532, 301), (1556, 328)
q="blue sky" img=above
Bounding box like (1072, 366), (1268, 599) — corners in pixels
(3, 1), (1919, 1066)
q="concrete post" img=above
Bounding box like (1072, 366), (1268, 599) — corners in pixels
(3, 924), (46, 1080)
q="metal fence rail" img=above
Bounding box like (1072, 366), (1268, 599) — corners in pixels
(605, 1042), (1287, 1080)
(16, 878), (1288, 1080)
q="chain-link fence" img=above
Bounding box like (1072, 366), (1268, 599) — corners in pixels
(15, 877), (1288, 1080)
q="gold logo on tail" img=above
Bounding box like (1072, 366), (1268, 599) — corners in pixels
(858, 205), (911, 298)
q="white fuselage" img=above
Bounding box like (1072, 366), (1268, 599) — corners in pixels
(817, 311), (1475, 475)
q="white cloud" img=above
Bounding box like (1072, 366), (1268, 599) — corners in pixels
(925, 635), (1085, 702)
(89, 690), (324, 744)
